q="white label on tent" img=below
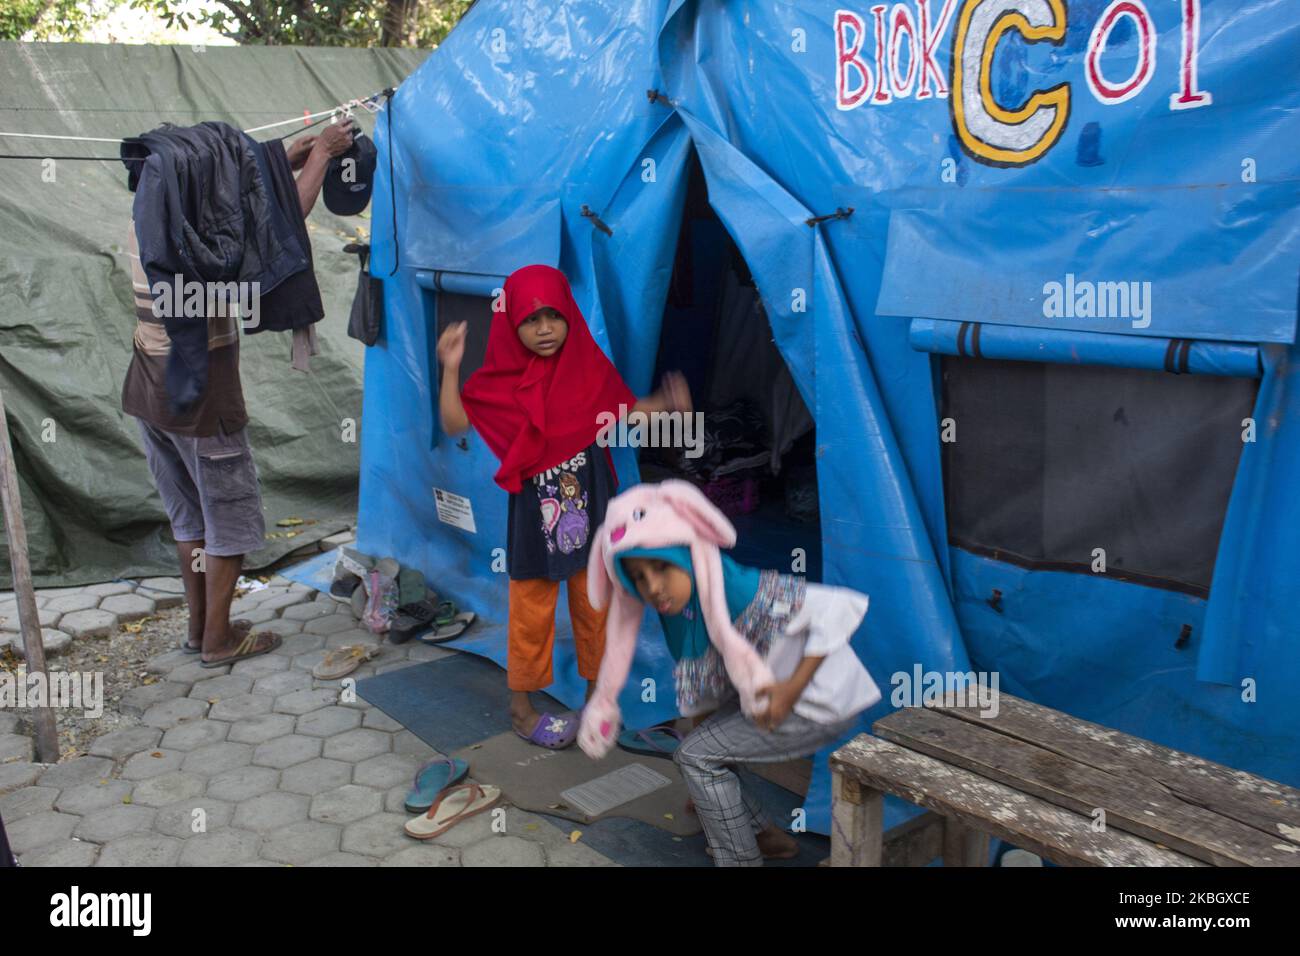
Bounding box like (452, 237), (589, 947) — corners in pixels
(433, 487), (476, 533)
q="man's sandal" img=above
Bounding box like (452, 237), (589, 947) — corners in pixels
(200, 631), (282, 669)
(180, 618), (255, 655)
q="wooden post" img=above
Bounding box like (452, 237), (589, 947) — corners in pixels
(942, 817), (991, 866)
(0, 388), (59, 763)
(830, 772), (884, 866)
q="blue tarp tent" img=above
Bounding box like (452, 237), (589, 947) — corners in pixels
(356, 0), (1300, 835)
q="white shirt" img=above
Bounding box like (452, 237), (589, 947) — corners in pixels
(764, 584), (881, 725)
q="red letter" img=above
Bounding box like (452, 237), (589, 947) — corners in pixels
(1085, 1), (1156, 105)
(836, 10), (874, 110)
(890, 4), (919, 97)
(871, 5), (892, 103)
(916, 0), (958, 100)
(1170, 0), (1212, 110)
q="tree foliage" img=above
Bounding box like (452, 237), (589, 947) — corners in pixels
(131, 0), (473, 47)
(0, 0), (115, 40)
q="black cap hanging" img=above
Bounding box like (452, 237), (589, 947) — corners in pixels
(324, 132), (378, 216)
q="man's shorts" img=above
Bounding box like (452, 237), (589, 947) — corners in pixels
(136, 419), (266, 557)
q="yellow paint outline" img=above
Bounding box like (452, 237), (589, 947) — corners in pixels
(952, 0), (1071, 166)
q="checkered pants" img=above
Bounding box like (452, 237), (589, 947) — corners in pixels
(674, 700), (853, 867)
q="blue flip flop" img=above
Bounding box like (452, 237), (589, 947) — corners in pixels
(616, 724), (684, 760)
(404, 756), (470, 813)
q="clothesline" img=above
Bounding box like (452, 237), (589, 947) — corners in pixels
(0, 86), (393, 158)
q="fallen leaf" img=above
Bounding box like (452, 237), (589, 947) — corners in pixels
(524, 823), (539, 831)
(150, 751), (163, 758)
(664, 813), (674, 821)
(569, 830), (582, 844)
(122, 796), (132, 804)
(277, 518), (305, 527)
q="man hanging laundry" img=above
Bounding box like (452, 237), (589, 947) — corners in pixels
(120, 120), (353, 668)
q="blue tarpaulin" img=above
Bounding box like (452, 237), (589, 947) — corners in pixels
(358, 0), (1300, 836)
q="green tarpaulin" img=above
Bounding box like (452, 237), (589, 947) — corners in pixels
(0, 42), (428, 587)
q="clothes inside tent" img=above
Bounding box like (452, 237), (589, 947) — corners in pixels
(356, 0), (1300, 834)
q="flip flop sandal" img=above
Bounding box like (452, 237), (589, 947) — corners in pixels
(180, 619), (254, 654)
(200, 631), (282, 669)
(616, 724), (684, 760)
(404, 782), (501, 840)
(516, 711), (578, 750)
(403, 756), (470, 813)
(328, 570), (361, 603)
(349, 580), (368, 619)
(420, 610), (477, 645)
(388, 598), (443, 645)
(312, 644), (381, 680)
(398, 567), (427, 607)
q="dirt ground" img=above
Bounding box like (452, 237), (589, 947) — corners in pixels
(1, 605), (191, 760)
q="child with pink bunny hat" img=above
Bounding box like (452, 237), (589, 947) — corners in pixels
(578, 479), (881, 866)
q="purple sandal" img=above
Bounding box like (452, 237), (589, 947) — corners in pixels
(517, 711), (579, 750)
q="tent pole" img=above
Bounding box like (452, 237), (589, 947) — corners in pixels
(0, 388), (59, 763)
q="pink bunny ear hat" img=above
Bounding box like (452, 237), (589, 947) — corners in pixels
(577, 480), (776, 759)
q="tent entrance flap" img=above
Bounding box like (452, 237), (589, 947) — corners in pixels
(639, 152), (820, 578)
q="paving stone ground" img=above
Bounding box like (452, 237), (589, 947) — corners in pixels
(1, 560), (616, 867)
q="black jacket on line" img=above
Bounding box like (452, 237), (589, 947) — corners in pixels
(121, 122), (321, 413)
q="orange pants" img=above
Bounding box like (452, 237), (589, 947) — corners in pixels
(507, 569), (608, 692)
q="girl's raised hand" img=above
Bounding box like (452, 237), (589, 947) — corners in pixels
(662, 370), (693, 414)
(437, 321), (468, 368)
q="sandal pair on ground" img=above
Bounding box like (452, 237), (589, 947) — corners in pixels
(401, 756), (501, 840)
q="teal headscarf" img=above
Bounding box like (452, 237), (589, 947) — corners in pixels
(614, 546), (762, 663)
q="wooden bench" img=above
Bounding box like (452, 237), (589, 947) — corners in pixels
(829, 693), (1300, 867)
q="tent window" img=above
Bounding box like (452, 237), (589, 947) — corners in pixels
(940, 356), (1257, 596)
(435, 291), (492, 389)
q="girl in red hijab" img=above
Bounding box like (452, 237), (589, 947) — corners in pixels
(438, 264), (691, 748)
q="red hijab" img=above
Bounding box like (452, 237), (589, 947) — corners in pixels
(461, 265), (636, 493)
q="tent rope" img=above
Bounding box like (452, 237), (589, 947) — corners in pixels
(0, 87), (394, 161)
